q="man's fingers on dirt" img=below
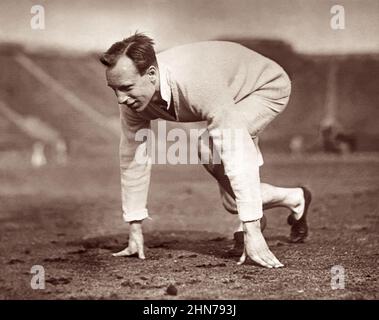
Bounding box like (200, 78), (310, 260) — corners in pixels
(237, 251), (247, 265)
(264, 254), (282, 268)
(259, 250), (281, 267)
(269, 254), (284, 268)
(250, 254), (273, 268)
(263, 248), (284, 267)
(137, 246), (146, 260)
(135, 234), (145, 259)
(112, 247), (135, 257)
(258, 252), (275, 267)
(238, 248), (281, 268)
(245, 247), (278, 268)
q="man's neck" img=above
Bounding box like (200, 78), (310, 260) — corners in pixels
(151, 91), (168, 108)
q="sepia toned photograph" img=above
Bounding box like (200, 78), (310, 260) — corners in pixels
(0, 0), (378, 303)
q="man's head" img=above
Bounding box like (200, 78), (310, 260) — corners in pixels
(100, 33), (159, 113)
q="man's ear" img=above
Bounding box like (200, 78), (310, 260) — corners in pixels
(146, 66), (157, 83)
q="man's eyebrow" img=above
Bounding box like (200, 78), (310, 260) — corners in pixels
(107, 83), (133, 89)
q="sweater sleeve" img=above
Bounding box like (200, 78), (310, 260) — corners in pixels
(119, 106), (152, 222)
(188, 81), (263, 222)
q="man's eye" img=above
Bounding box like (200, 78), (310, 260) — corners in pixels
(120, 86), (132, 92)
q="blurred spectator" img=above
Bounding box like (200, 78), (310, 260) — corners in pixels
(289, 135), (305, 156)
(31, 141), (47, 167)
(320, 118), (356, 154)
(55, 139), (68, 165)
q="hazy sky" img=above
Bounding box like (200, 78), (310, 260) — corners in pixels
(0, 0), (378, 54)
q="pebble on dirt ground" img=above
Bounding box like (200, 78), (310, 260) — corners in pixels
(166, 284), (178, 296)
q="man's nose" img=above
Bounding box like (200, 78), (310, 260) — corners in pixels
(116, 91), (129, 104)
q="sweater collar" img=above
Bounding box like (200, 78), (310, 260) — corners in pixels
(157, 58), (171, 110)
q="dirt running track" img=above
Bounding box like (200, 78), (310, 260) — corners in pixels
(0, 153), (378, 299)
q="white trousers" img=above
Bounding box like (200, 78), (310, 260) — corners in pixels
(199, 92), (290, 217)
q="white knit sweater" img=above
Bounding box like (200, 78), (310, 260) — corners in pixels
(119, 41), (291, 222)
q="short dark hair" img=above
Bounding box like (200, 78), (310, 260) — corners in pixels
(99, 32), (157, 74)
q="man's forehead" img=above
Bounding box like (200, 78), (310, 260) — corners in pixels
(106, 56), (138, 84)
(114, 55), (136, 71)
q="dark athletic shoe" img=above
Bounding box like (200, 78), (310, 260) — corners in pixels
(287, 186), (312, 243)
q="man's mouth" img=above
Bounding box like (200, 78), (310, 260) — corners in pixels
(126, 99), (138, 108)
(120, 98), (145, 112)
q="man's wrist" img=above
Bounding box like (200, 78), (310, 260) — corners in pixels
(243, 218), (261, 223)
(242, 218), (261, 232)
(122, 209), (149, 223)
(129, 220), (144, 226)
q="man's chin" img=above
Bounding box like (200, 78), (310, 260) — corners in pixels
(134, 103), (148, 113)
(121, 102), (145, 113)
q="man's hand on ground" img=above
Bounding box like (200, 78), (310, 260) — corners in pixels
(238, 220), (284, 268)
(112, 221), (145, 259)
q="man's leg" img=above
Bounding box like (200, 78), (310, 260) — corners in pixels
(205, 166), (308, 228)
(199, 134), (306, 217)
(235, 183), (311, 244)
(199, 134), (309, 241)
(221, 183), (306, 222)
(261, 183), (305, 218)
